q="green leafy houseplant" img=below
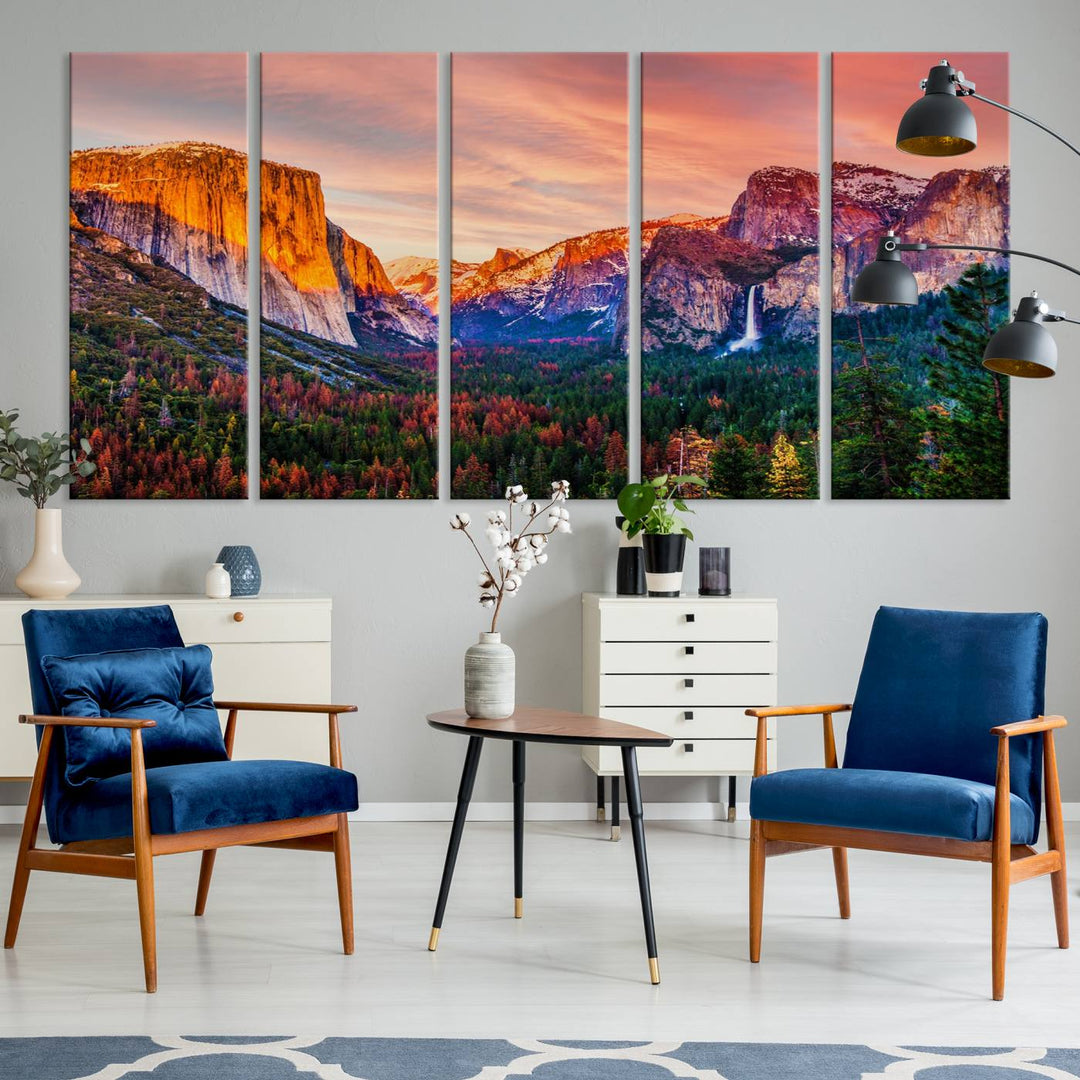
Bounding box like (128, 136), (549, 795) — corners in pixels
(616, 474), (706, 540)
(0, 409), (96, 507)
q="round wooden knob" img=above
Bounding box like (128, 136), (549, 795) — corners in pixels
(233, 611), (244, 623)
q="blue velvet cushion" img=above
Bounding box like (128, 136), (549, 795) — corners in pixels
(750, 767), (1037, 844)
(40, 645), (228, 786)
(23, 605), (186, 845)
(843, 607), (1047, 831)
(51, 759), (359, 843)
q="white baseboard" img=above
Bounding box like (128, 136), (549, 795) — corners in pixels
(3, 801), (1080, 826)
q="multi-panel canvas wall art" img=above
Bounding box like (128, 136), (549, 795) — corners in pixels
(832, 52), (1010, 499)
(641, 53), (820, 499)
(260, 53), (438, 499)
(450, 52), (629, 499)
(69, 53), (249, 499)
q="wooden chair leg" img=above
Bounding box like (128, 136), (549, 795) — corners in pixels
(991, 736), (1011, 1001)
(131, 732), (157, 993)
(4, 727), (52, 950)
(749, 819), (765, 962)
(1044, 731), (1070, 949)
(333, 813), (354, 955)
(832, 847), (851, 919)
(194, 850), (216, 916)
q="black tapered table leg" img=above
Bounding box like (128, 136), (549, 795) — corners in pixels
(596, 774), (606, 822)
(429, 735), (484, 950)
(728, 775), (738, 823)
(610, 775), (621, 841)
(513, 740), (525, 918)
(621, 745), (659, 984)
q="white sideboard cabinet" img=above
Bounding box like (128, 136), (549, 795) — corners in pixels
(582, 592), (778, 835)
(0, 594), (334, 780)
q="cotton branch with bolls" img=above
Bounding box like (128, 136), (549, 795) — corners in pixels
(450, 480), (571, 633)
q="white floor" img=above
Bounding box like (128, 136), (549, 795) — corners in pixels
(1, 819), (1077, 1047)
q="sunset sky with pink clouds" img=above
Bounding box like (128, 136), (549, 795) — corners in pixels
(453, 53), (628, 264)
(643, 53), (818, 221)
(71, 53), (247, 153)
(834, 52), (1008, 175)
(261, 53), (437, 263)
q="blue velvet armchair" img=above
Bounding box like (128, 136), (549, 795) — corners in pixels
(4, 605), (360, 992)
(747, 606), (1068, 1000)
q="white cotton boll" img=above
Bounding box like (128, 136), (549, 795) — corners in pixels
(487, 510), (506, 526)
(557, 521), (571, 533)
(535, 552), (548, 564)
(478, 571), (494, 587)
(479, 595), (496, 608)
(485, 526), (502, 547)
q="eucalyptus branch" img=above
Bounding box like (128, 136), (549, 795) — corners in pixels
(0, 409), (96, 509)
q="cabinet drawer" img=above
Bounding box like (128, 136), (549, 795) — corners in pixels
(173, 601), (330, 645)
(211, 642), (332, 764)
(591, 738), (772, 775)
(601, 641), (776, 675)
(599, 706), (772, 741)
(600, 673), (776, 708)
(599, 601), (776, 642)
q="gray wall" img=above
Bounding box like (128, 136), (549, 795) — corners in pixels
(3, 0), (1079, 807)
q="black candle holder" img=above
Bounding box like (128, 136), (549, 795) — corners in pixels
(698, 547), (731, 596)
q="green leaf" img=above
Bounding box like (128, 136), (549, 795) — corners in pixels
(671, 474), (707, 488)
(650, 473), (668, 488)
(617, 483), (656, 523)
(80, 438), (92, 454)
(681, 526), (694, 541)
(673, 499), (689, 512)
(59, 472), (78, 484)
(77, 460), (96, 476)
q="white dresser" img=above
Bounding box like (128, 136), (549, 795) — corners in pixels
(582, 593), (778, 828)
(0, 594), (334, 781)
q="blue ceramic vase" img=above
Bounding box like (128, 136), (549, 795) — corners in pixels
(216, 545), (261, 597)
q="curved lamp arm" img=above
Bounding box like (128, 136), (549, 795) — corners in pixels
(966, 89), (1080, 161)
(887, 238), (1080, 280)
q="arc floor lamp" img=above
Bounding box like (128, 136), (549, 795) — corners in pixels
(851, 59), (1079, 378)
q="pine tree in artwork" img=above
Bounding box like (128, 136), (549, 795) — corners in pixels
(832, 314), (920, 499)
(709, 433), (765, 499)
(765, 432), (808, 498)
(913, 263), (1010, 499)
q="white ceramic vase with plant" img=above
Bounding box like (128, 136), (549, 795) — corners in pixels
(451, 480), (571, 719)
(0, 409), (96, 599)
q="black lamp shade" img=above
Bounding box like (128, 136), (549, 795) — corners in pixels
(896, 63), (977, 157)
(851, 254), (919, 305)
(982, 295), (1059, 378)
(983, 322), (1058, 378)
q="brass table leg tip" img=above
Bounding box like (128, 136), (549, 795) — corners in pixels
(648, 957), (660, 984)
(514, 898), (523, 919)
(596, 808), (605, 822)
(610, 826), (621, 842)
(428, 927), (440, 951)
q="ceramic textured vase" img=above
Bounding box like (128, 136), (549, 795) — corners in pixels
(464, 631), (515, 719)
(642, 533), (687, 597)
(615, 515), (646, 596)
(204, 562), (231, 599)
(217, 545), (261, 597)
(15, 508), (81, 599)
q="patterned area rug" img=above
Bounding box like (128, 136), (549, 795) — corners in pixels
(3, 1038), (1079, 1079)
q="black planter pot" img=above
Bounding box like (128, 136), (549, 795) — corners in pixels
(641, 533), (687, 597)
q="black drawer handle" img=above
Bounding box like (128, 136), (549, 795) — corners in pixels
(684, 710), (694, 721)
(684, 678), (694, 689)
(685, 613), (695, 623)
(684, 742), (694, 752)
(685, 645), (695, 655)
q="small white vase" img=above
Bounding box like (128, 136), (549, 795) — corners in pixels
(464, 631), (515, 719)
(204, 562), (231, 599)
(15, 508), (81, 600)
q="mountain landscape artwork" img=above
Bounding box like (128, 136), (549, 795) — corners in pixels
(641, 53), (820, 499)
(832, 52), (1010, 499)
(69, 53), (249, 499)
(450, 52), (629, 499)
(260, 53), (438, 499)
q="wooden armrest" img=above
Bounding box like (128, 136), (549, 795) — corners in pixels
(213, 701), (357, 714)
(19, 713), (156, 729)
(745, 703), (852, 719)
(990, 715), (1067, 738)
